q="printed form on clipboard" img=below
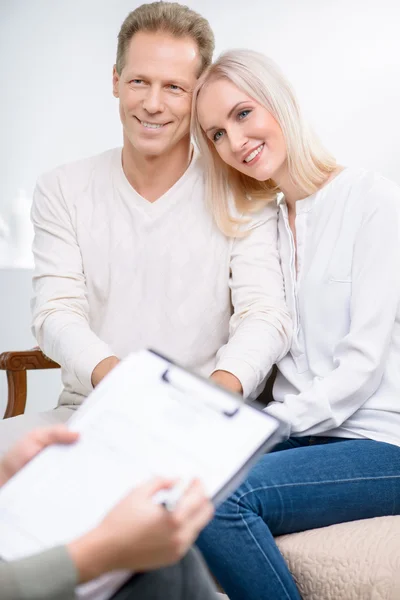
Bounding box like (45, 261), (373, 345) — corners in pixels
(0, 349), (285, 600)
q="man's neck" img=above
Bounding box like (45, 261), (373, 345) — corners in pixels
(121, 136), (193, 203)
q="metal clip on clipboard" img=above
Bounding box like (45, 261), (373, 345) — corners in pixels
(161, 367), (241, 418)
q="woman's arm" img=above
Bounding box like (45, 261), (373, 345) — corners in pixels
(267, 179), (400, 435)
(0, 428), (214, 598)
(0, 547), (77, 600)
(213, 202), (292, 399)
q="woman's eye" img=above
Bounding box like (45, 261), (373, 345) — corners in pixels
(238, 109), (251, 120)
(213, 131), (224, 142)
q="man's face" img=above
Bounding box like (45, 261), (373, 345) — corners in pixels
(113, 31), (201, 158)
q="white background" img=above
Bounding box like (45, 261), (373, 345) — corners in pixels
(0, 0), (399, 415)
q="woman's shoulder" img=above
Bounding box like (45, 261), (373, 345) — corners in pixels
(330, 167), (400, 213)
(228, 196), (279, 233)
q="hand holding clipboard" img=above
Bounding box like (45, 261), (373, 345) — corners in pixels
(0, 349), (285, 599)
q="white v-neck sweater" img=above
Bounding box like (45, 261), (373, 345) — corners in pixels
(31, 148), (291, 406)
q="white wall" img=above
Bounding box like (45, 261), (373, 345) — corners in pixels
(0, 0), (399, 412)
(1, 0), (399, 224)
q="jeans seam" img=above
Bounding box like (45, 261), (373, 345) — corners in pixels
(237, 505), (293, 600)
(237, 474), (400, 503)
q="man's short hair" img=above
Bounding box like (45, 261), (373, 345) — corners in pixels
(116, 1), (215, 76)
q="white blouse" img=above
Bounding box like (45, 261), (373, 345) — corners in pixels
(266, 167), (400, 447)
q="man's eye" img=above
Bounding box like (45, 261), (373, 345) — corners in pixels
(168, 84), (182, 91)
(238, 110), (251, 119)
(131, 79), (144, 85)
(213, 131), (224, 142)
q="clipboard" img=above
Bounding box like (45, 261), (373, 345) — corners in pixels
(0, 348), (285, 599)
(149, 349), (284, 506)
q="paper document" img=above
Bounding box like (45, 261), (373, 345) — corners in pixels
(0, 349), (283, 599)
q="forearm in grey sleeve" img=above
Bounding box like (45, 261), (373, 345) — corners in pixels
(0, 546), (77, 600)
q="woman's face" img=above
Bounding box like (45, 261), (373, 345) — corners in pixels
(197, 78), (287, 182)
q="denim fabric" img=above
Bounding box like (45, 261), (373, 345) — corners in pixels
(197, 437), (400, 600)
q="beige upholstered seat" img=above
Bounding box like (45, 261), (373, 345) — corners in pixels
(276, 516), (400, 600)
(219, 518), (400, 599)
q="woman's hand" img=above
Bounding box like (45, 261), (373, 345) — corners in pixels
(0, 425), (79, 487)
(210, 370), (243, 394)
(1, 428), (214, 583)
(68, 478), (214, 582)
(91, 356), (120, 387)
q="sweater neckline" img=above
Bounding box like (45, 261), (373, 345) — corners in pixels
(112, 147), (201, 217)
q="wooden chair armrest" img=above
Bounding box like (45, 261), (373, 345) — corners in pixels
(0, 349), (60, 419)
(0, 349), (60, 371)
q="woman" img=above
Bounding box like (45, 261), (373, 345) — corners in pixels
(191, 49), (400, 600)
(0, 426), (217, 600)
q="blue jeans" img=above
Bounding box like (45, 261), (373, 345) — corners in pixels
(197, 437), (400, 600)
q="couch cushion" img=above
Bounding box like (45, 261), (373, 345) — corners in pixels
(276, 516), (400, 600)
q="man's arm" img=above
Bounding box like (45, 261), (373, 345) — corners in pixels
(213, 202), (292, 399)
(31, 172), (117, 393)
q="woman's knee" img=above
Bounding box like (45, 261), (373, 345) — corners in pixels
(230, 456), (274, 513)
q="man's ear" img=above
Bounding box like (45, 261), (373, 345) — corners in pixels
(112, 65), (120, 98)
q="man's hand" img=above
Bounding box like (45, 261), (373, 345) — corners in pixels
(0, 426), (79, 487)
(68, 478), (214, 583)
(91, 356), (120, 387)
(210, 370), (243, 395)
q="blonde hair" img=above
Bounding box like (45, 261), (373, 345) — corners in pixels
(116, 2), (215, 76)
(191, 49), (337, 236)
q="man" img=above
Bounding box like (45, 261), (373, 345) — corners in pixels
(0, 426), (217, 599)
(0, 1), (291, 451)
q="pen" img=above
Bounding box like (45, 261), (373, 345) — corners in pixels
(162, 479), (191, 512)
